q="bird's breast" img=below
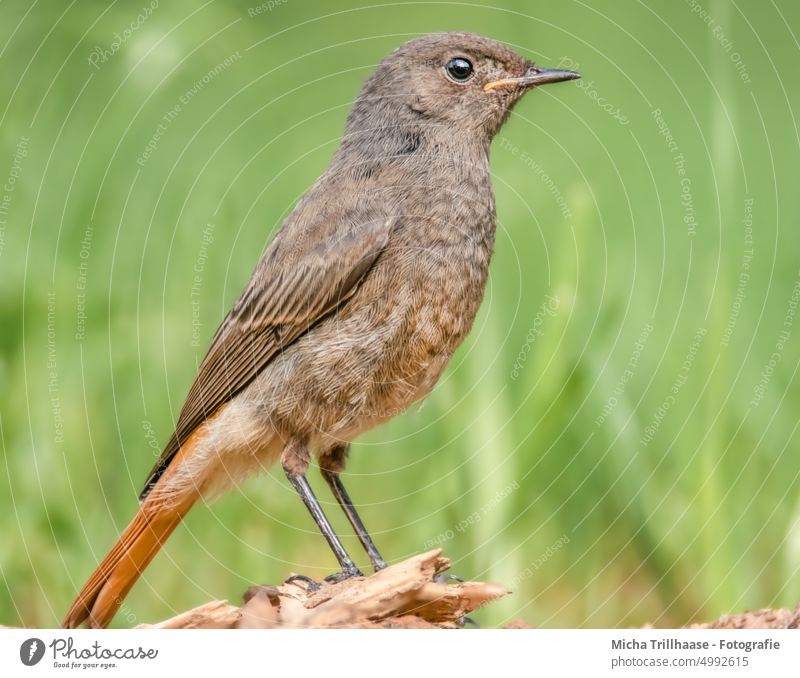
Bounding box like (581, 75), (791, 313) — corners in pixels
(344, 212), (495, 416)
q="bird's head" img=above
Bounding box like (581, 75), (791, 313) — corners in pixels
(348, 32), (580, 141)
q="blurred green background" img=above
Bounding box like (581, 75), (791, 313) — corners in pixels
(1, 0), (799, 628)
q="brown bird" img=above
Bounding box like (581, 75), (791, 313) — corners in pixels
(63, 32), (579, 628)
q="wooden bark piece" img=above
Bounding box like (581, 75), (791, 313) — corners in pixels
(137, 600), (242, 629)
(238, 548), (508, 628)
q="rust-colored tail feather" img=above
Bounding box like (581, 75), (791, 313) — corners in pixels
(62, 494), (195, 628)
(64, 422), (214, 628)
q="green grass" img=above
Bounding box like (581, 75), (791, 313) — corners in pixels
(1, 0), (799, 628)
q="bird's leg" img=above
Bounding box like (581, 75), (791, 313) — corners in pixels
(281, 440), (363, 582)
(320, 445), (387, 572)
(322, 470), (388, 572)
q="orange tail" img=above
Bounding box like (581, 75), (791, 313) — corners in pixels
(64, 419), (220, 628)
(62, 493), (195, 628)
(62, 426), (209, 629)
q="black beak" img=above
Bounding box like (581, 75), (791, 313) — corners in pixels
(518, 66), (582, 87)
(484, 66), (581, 92)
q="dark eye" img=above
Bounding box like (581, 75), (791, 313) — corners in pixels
(445, 57), (474, 82)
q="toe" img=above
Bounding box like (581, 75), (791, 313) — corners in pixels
(324, 567), (364, 583)
(284, 574), (322, 592)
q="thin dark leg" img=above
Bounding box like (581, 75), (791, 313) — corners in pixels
(321, 469), (387, 572)
(283, 466), (363, 578)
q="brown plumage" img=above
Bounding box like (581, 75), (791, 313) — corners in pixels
(63, 32), (579, 628)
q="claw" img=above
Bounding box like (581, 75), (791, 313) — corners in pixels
(324, 566), (364, 584)
(434, 573), (464, 584)
(284, 574), (322, 592)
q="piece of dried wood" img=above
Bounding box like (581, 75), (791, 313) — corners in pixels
(240, 548), (508, 628)
(141, 549), (508, 629)
(136, 599), (242, 629)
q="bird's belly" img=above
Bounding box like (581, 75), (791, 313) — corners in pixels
(315, 304), (462, 441)
(255, 297), (472, 446)
(345, 278), (484, 435)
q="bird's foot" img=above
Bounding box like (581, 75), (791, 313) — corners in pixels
(324, 565), (364, 584)
(284, 565), (364, 591)
(434, 572), (464, 584)
(284, 574), (322, 592)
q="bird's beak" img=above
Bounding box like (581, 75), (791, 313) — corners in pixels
(484, 65), (581, 92)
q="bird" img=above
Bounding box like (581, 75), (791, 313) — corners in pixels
(63, 31), (579, 628)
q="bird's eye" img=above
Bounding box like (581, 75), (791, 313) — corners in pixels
(445, 57), (474, 82)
